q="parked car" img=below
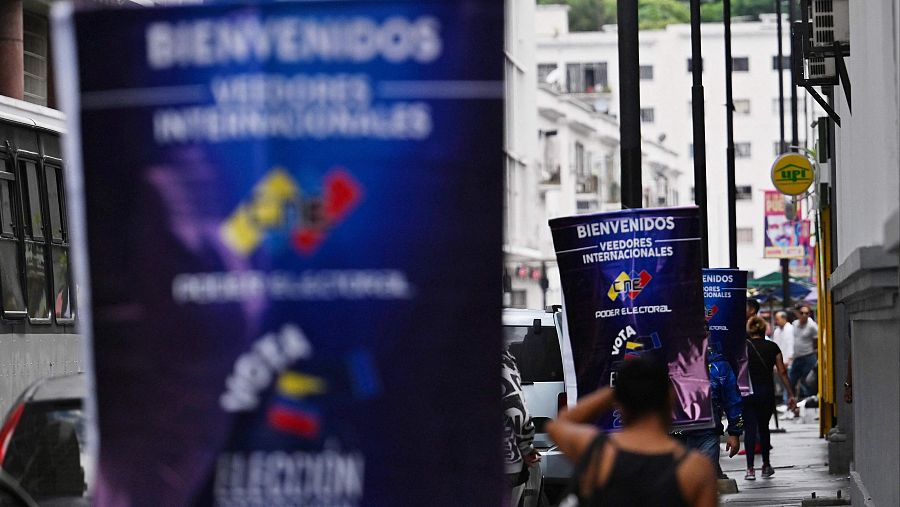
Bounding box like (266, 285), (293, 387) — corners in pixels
(0, 374), (90, 506)
(503, 307), (572, 505)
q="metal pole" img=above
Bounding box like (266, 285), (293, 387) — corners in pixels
(724, 0), (737, 268)
(689, 0), (709, 267)
(781, 258), (791, 310)
(788, 0), (799, 147)
(617, 0), (642, 209)
(776, 0), (790, 310)
(776, 0), (786, 151)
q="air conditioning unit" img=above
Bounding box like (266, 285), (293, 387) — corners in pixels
(806, 56), (836, 80)
(810, 0), (849, 47)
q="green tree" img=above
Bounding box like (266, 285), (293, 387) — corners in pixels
(700, 2), (723, 22)
(537, 0), (614, 32)
(638, 0), (691, 29)
(540, 0), (781, 31)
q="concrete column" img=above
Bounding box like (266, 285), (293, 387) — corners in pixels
(0, 0), (23, 100)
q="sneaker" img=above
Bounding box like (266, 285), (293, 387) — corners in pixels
(761, 464), (775, 478)
(744, 469), (756, 481)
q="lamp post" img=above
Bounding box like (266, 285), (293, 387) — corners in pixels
(689, 0), (709, 267)
(617, 0), (642, 209)
(724, 0), (737, 268)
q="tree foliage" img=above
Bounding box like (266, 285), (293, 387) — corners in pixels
(539, 0), (781, 31)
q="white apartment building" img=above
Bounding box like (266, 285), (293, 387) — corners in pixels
(504, 2), (687, 310)
(535, 5), (821, 279)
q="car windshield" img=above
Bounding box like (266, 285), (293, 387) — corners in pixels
(2, 400), (90, 502)
(504, 323), (564, 383)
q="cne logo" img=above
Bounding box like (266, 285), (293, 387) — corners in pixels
(607, 270), (653, 301)
(704, 305), (719, 321)
(219, 167), (361, 257)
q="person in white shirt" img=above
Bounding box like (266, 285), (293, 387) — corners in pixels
(788, 306), (819, 404)
(771, 311), (794, 406)
(771, 312), (794, 365)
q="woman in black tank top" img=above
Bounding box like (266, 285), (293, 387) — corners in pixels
(548, 358), (717, 507)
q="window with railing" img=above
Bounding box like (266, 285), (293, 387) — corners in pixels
(566, 62), (608, 93)
(538, 63), (558, 85)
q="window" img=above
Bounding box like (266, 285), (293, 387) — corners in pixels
(566, 62), (608, 93)
(687, 58), (703, 73)
(772, 55), (791, 70)
(19, 160), (51, 321)
(0, 131), (73, 324)
(537, 63), (558, 85)
(639, 65), (654, 80)
(736, 185), (752, 200)
(45, 165), (72, 321)
(574, 142), (586, 176)
(640, 107), (655, 123)
(577, 200), (599, 212)
(503, 324), (563, 383)
(23, 13), (49, 106)
(735, 143), (751, 158)
(732, 57), (750, 72)
(737, 227), (754, 243)
(733, 99), (750, 115)
(0, 160), (25, 316)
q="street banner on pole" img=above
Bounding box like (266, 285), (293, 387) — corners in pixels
(550, 207), (712, 431)
(764, 190), (806, 258)
(703, 269), (751, 396)
(54, 2), (504, 505)
(789, 219), (814, 278)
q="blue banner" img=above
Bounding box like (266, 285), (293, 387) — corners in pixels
(703, 269), (751, 396)
(55, 1), (504, 505)
(550, 207), (712, 430)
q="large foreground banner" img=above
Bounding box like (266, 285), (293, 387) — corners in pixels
(703, 269), (751, 396)
(550, 207), (712, 430)
(55, 2), (504, 505)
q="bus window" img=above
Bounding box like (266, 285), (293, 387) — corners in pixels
(45, 166), (63, 242)
(18, 159), (50, 322)
(22, 161), (44, 241)
(25, 242), (50, 321)
(44, 164), (72, 321)
(51, 245), (71, 320)
(0, 162), (26, 316)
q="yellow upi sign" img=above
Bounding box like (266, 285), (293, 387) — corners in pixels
(771, 153), (815, 195)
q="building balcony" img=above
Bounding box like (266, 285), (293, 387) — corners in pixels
(576, 174), (599, 194)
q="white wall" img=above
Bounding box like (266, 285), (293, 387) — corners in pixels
(834, 1), (900, 264)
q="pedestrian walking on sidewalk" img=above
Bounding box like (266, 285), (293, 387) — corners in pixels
(788, 305), (818, 409)
(744, 316), (797, 481)
(548, 358), (717, 507)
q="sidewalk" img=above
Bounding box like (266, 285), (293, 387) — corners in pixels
(718, 415), (850, 506)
